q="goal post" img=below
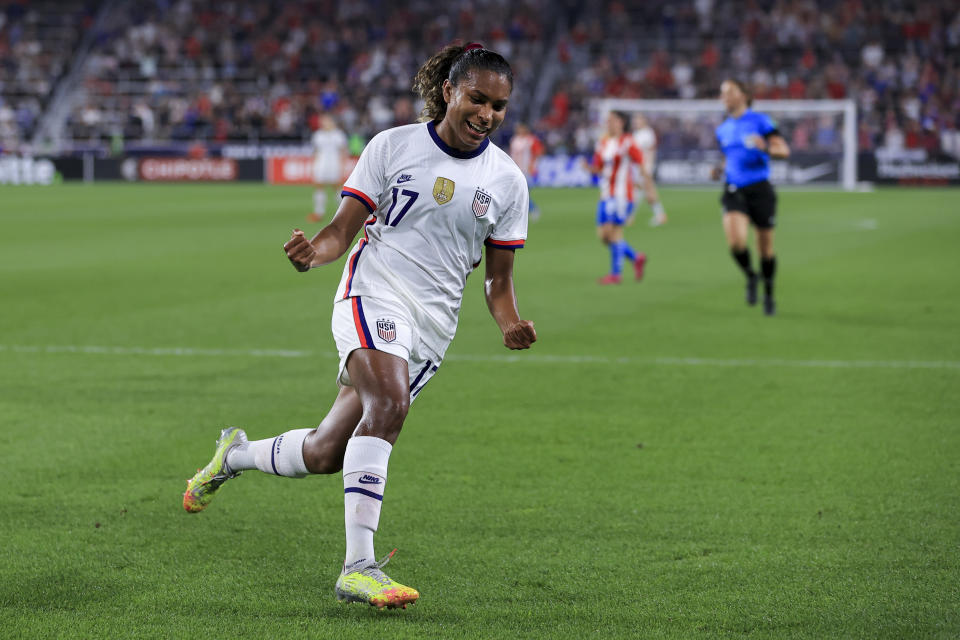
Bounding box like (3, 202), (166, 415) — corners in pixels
(591, 99), (858, 190)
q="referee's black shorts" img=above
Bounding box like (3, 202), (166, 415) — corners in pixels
(720, 179), (777, 229)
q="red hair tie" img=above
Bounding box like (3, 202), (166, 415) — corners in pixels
(464, 42), (483, 51)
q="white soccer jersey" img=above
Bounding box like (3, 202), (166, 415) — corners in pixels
(593, 134), (644, 201)
(312, 128), (348, 182)
(633, 126), (657, 171)
(335, 121), (528, 356)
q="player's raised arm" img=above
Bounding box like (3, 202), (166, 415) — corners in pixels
(283, 195), (371, 272)
(484, 246), (536, 350)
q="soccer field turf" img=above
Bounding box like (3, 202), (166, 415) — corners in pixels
(1, 183), (958, 638)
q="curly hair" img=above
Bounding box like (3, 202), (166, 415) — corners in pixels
(412, 44), (514, 123)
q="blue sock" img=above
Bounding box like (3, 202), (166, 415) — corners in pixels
(620, 241), (637, 262)
(609, 243), (623, 275)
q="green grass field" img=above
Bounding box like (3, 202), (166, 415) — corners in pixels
(1, 183), (958, 639)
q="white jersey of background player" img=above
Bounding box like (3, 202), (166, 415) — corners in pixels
(308, 114), (349, 222)
(631, 113), (667, 226)
(337, 120), (528, 358)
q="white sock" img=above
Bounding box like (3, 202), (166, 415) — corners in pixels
(652, 200), (665, 216)
(313, 190), (327, 215)
(226, 429), (311, 477)
(342, 436), (392, 570)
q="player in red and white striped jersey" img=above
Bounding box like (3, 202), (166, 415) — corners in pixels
(591, 111), (659, 285)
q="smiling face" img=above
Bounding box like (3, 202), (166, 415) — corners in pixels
(437, 69), (512, 151)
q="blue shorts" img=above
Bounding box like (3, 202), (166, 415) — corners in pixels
(595, 198), (634, 226)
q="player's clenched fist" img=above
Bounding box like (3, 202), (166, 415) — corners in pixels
(284, 229), (317, 272)
(503, 320), (537, 350)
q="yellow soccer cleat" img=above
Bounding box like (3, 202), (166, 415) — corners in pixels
(182, 427), (246, 513)
(335, 549), (419, 609)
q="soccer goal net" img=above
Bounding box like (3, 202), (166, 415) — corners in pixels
(591, 99), (858, 190)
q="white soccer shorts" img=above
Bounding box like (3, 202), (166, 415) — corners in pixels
(331, 295), (442, 402)
(313, 158), (341, 184)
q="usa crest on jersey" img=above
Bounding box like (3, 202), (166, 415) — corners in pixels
(472, 188), (492, 217)
(376, 318), (397, 342)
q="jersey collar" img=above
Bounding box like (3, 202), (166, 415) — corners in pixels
(427, 120), (489, 159)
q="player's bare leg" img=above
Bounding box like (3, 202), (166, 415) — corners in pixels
(756, 227), (776, 316)
(344, 349), (410, 444)
(301, 386), (363, 473)
(723, 210), (749, 251)
(334, 349), (419, 609)
(644, 175), (667, 227)
(724, 211), (757, 305)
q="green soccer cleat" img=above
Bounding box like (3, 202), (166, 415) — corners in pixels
(182, 427), (247, 513)
(335, 549), (420, 609)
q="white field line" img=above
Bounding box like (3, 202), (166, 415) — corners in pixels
(1, 344), (959, 370)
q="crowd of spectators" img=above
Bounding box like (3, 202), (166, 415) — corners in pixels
(3, 1), (958, 161)
(68, 0), (548, 149)
(0, 0), (97, 152)
(542, 0), (960, 157)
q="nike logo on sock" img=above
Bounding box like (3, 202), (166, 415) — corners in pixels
(358, 474), (382, 485)
(343, 558), (369, 573)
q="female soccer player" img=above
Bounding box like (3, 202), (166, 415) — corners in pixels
(631, 113), (667, 227)
(182, 43), (536, 609)
(508, 122), (544, 221)
(591, 111), (659, 285)
(306, 113), (348, 222)
(711, 79), (790, 315)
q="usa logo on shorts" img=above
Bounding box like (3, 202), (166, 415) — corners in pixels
(472, 188), (492, 217)
(376, 319), (396, 343)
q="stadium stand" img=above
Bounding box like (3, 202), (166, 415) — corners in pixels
(0, 1), (956, 160)
(63, 0), (548, 148)
(540, 0), (960, 157)
(0, 0), (97, 152)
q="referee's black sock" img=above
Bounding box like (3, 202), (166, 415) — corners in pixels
(761, 256), (777, 297)
(731, 248), (756, 279)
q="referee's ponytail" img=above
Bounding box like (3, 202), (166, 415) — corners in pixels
(413, 43), (513, 123)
